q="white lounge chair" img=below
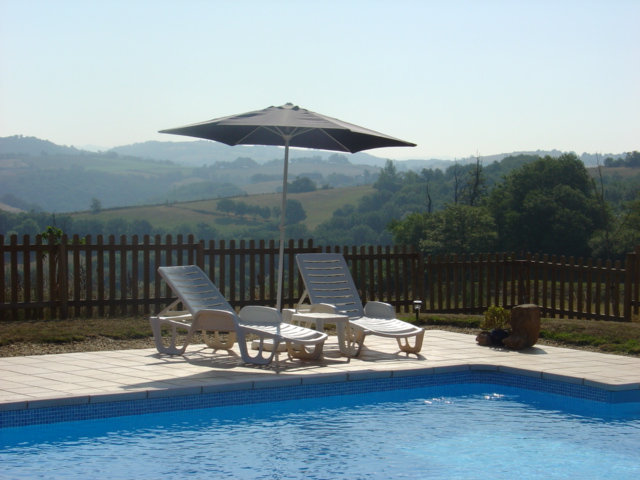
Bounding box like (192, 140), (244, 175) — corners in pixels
(296, 253), (425, 356)
(150, 265), (328, 365)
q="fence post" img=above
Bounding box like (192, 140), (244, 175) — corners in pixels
(58, 235), (68, 319)
(624, 250), (635, 321)
(417, 248), (424, 313)
(635, 246), (640, 316)
(196, 240), (205, 271)
(0, 235), (5, 321)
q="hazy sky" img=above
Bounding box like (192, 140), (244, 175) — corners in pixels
(1, 0), (638, 160)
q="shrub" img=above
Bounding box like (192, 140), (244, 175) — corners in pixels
(481, 306), (511, 330)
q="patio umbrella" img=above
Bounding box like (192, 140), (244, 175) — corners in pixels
(159, 103), (416, 311)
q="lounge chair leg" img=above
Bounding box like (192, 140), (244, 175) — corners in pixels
(202, 331), (237, 350)
(352, 330), (367, 356)
(396, 330), (425, 354)
(287, 342), (324, 360)
(236, 337), (279, 365)
(149, 318), (191, 356)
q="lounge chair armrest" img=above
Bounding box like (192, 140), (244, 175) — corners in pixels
(309, 303), (339, 315)
(364, 301), (396, 319)
(238, 305), (282, 325)
(194, 309), (237, 331)
(155, 311), (191, 320)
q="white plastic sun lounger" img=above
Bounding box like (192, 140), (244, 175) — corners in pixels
(150, 265), (328, 365)
(296, 253), (425, 356)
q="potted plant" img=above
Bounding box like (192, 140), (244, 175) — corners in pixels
(478, 306), (511, 345)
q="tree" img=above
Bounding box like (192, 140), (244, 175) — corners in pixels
(105, 218), (131, 237)
(195, 222), (218, 240)
(450, 160), (464, 203)
(234, 201), (248, 217)
(17, 218), (41, 237)
(284, 222), (309, 239)
(173, 224), (194, 237)
(357, 191), (390, 214)
(626, 151), (640, 167)
(71, 218), (104, 236)
(288, 176), (317, 193)
(350, 225), (378, 245)
(460, 155), (486, 207)
(488, 153), (603, 257)
(333, 204), (356, 217)
(328, 153), (351, 164)
(588, 154), (616, 259)
(0, 211), (12, 234)
(604, 157), (624, 168)
(261, 206), (271, 221)
(615, 195), (640, 250)
(283, 199), (307, 225)
(374, 160), (402, 193)
(389, 204), (497, 255)
(217, 198), (235, 217)
(388, 212), (430, 247)
(423, 170), (433, 213)
(90, 197), (102, 213)
(130, 219), (154, 238)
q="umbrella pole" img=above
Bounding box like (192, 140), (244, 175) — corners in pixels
(276, 137), (290, 312)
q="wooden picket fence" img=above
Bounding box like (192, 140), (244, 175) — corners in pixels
(1, 234), (638, 322)
(423, 249), (639, 321)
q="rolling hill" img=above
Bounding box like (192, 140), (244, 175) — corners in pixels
(70, 185), (374, 234)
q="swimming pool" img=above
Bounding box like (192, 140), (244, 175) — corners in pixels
(1, 378), (639, 480)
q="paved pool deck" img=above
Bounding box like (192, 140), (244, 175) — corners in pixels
(1, 330), (639, 412)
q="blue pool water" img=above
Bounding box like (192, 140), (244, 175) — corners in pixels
(1, 383), (639, 480)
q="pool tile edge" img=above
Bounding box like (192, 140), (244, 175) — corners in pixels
(3, 370), (640, 429)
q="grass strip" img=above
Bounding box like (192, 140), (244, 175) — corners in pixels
(1, 314), (639, 357)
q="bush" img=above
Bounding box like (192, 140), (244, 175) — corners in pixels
(481, 306), (511, 330)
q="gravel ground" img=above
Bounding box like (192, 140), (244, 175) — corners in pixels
(0, 325), (604, 357)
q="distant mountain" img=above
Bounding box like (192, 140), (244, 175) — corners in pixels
(109, 140), (396, 167)
(0, 135), (83, 156)
(1, 135), (627, 171)
(396, 150), (628, 172)
(109, 141), (628, 171)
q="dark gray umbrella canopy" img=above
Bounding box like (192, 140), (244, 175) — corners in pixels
(159, 103), (416, 152)
(159, 103), (416, 310)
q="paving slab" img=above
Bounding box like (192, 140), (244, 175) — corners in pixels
(1, 330), (639, 411)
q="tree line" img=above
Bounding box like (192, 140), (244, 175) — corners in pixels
(2, 152), (638, 261)
(388, 152), (640, 260)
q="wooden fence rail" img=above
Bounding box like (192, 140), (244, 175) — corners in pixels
(1, 235), (638, 322)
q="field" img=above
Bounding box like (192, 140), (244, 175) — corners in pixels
(71, 184), (374, 234)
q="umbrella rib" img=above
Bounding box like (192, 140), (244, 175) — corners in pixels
(289, 127), (314, 138)
(235, 126), (314, 145)
(264, 126), (314, 140)
(234, 126), (269, 145)
(317, 128), (351, 152)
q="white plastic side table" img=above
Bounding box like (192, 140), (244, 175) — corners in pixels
(290, 312), (353, 356)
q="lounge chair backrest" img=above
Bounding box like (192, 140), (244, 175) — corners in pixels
(296, 253), (365, 319)
(158, 265), (236, 317)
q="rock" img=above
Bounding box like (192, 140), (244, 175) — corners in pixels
(476, 331), (493, 346)
(490, 328), (510, 344)
(502, 304), (541, 350)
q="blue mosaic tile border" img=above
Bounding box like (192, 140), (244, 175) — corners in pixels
(0, 370), (635, 429)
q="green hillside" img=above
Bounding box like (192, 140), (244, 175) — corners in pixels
(1, 136), (383, 213)
(71, 185), (374, 234)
